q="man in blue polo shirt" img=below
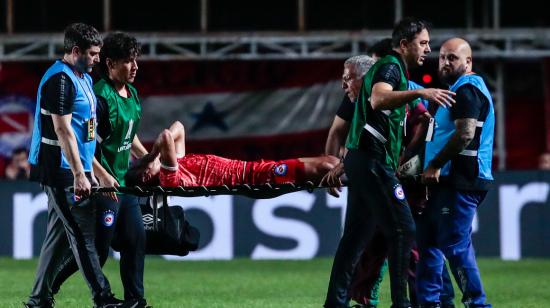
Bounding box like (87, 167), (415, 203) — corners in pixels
(25, 23), (122, 308)
(417, 37), (494, 307)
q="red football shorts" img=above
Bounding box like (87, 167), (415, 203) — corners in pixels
(244, 158), (305, 185)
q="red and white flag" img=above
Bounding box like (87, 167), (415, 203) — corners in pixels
(0, 95), (34, 157)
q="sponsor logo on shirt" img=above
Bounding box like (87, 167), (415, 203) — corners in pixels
(117, 142), (132, 152)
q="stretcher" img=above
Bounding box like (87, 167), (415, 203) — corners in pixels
(72, 182), (326, 232)
(87, 181), (319, 197)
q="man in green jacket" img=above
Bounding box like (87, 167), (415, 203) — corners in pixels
(324, 18), (456, 308)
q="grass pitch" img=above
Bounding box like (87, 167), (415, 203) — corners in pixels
(1, 257), (550, 307)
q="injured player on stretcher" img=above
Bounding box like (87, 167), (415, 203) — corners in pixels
(126, 121), (339, 188)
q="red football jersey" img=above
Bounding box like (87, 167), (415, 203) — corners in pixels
(159, 154), (305, 187)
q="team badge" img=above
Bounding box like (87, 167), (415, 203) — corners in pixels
(393, 184), (406, 201)
(273, 163), (288, 176)
(102, 210), (115, 227)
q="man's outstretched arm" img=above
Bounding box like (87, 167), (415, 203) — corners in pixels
(371, 82), (456, 110)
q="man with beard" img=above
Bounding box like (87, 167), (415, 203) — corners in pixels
(323, 18), (456, 308)
(48, 32), (153, 308)
(25, 23), (123, 307)
(417, 38), (494, 307)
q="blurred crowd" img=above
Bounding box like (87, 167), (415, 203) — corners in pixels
(0, 147), (31, 180)
(1, 146), (550, 181)
(539, 152), (550, 170)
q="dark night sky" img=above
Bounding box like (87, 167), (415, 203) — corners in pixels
(2, 0), (548, 33)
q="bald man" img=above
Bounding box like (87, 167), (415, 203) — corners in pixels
(416, 38), (494, 307)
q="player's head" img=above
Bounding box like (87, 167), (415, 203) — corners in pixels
(438, 37), (473, 85)
(342, 55), (376, 101)
(367, 38), (393, 61)
(126, 159), (161, 186)
(63, 23), (102, 73)
(392, 17), (432, 68)
(99, 32), (142, 84)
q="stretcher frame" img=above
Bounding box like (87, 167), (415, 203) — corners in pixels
(74, 182), (323, 231)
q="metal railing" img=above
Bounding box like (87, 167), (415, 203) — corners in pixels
(1, 29), (549, 61)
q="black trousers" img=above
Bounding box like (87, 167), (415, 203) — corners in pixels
(27, 185), (112, 306)
(324, 149), (416, 308)
(50, 194), (146, 301)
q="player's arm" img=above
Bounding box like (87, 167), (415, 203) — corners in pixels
(405, 112), (431, 157)
(401, 103), (431, 164)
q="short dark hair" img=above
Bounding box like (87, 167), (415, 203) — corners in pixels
(12, 147), (28, 156)
(99, 32), (142, 76)
(8, 147), (28, 165)
(391, 17), (431, 48)
(367, 38), (393, 58)
(63, 23), (102, 54)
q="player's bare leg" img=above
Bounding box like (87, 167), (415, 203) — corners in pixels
(167, 121), (186, 157)
(137, 122), (184, 182)
(135, 129), (178, 184)
(156, 130), (178, 170)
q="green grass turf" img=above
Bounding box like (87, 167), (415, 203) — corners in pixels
(1, 257), (550, 307)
